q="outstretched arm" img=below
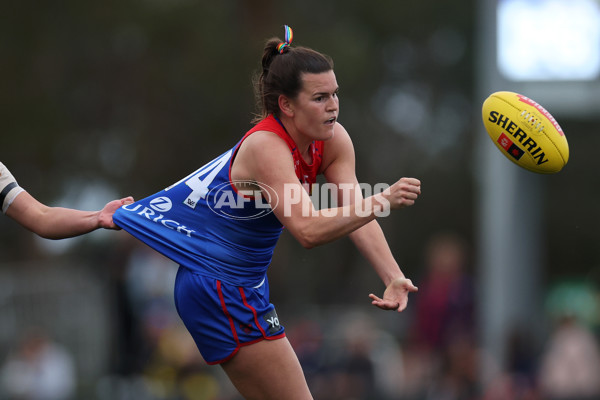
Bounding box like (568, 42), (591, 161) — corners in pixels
(233, 122), (420, 311)
(2, 160), (133, 239)
(235, 124), (421, 249)
(6, 191), (134, 239)
(321, 125), (420, 312)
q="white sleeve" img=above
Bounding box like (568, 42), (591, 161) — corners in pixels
(0, 162), (25, 214)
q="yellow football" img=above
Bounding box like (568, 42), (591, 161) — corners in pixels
(482, 91), (569, 174)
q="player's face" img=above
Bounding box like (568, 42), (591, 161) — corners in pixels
(289, 70), (339, 141)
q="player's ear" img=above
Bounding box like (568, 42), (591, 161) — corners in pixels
(278, 95), (294, 117)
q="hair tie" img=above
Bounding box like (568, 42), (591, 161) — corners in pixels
(276, 25), (293, 54)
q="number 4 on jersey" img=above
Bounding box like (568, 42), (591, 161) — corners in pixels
(166, 150), (232, 209)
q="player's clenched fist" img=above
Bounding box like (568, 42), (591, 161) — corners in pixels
(381, 177), (421, 209)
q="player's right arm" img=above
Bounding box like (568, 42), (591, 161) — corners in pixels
(232, 126), (420, 249)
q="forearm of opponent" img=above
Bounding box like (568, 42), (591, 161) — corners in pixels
(6, 191), (130, 239)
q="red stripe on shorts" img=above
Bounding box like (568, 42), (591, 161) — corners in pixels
(239, 287), (268, 337)
(217, 280), (240, 345)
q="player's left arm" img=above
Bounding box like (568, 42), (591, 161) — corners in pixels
(6, 191), (133, 239)
(322, 123), (418, 312)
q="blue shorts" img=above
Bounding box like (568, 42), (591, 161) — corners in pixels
(174, 266), (286, 364)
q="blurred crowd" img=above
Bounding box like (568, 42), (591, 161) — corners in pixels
(1, 231), (599, 400)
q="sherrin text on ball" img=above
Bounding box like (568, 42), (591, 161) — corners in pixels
(482, 91), (569, 174)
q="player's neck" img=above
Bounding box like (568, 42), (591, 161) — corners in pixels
(277, 116), (314, 164)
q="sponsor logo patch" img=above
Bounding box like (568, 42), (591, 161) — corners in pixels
(263, 308), (281, 335)
(149, 196), (173, 213)
(508, 143), (525, 160)
(498, 132), (524, 160)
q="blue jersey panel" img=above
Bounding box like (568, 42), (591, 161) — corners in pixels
(113, 148), (284, 287)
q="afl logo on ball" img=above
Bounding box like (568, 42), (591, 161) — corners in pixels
(150, 197), (173, 213)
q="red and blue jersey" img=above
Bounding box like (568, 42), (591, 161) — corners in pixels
(113, 115), (324, 287)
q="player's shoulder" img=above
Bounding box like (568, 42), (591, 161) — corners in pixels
(232, 129), (295, 180)
(239, 130), (293, 160)
(245, 129), (287, 146)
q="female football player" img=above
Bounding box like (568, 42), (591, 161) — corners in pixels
(114, 26), (421, 399)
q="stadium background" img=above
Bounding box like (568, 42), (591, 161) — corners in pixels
(1, 1), (599, 399)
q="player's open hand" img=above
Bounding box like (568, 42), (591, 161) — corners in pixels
(369, 277), (418, 312)
(99, 196), (134, 230)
